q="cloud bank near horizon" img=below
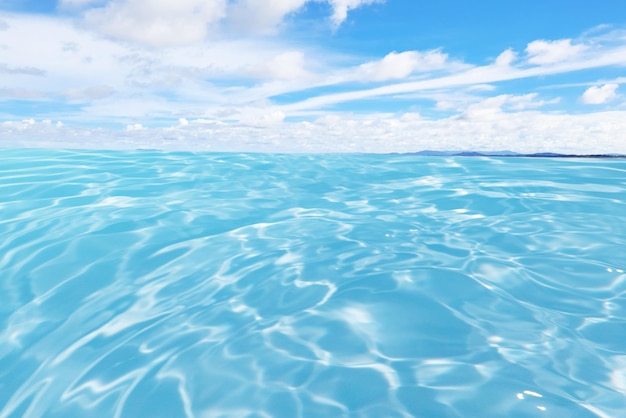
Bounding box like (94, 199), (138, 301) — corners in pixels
(4, 107), (626, 155)
(1, 1), (626, 153)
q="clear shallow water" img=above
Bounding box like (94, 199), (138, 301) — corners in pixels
(1, 149), (625, 418)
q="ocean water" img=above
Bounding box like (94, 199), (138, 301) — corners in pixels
(1, 148), (625, 418)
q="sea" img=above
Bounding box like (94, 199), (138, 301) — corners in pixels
(1, 148), (625, 418)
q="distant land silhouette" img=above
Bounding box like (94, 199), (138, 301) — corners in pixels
(410, 150), (626, 159)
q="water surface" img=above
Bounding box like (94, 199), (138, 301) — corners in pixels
(1, 149), (625, 417)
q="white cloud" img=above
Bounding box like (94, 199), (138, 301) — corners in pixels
(64, 0), (382, 46)
(3, 12), (626, 156)
(282, 36), (626, 113)
(328, 0), (383, 28)
(4, 110), (626, 154)
(580, 83), (619, 104)
(494, 49), (517, 67)
(0, 63), (46, 76)
(251, 51), (311, 80)
(240, 109), (286, 126)
(63, 85), (116, 100)
(358, 50), (449, 81)
(0, 14), (131, 91)
(0, 87), (46, 99)
(525, 39), (587, 65)
(126, 123), (144, 131)
(467, 84), (496, 92)
(399, 112), (421, 121)
(84, 0), (227, 47)
(0, 14), (317, 113)
(461, 93), (559, 120)
(228, 0), (308, 34)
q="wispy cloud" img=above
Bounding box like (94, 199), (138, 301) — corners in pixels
(0, 63), (46, 76)
(281, 35), (626, 113)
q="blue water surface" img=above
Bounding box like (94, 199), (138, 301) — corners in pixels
(1, 149), (625, 417)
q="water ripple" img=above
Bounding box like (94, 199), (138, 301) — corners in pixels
(1, 149), (625, 417)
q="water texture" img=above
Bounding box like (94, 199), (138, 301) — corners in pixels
(1, 149), (625, 417)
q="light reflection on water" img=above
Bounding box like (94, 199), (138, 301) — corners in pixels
(1, 149), (625, 417)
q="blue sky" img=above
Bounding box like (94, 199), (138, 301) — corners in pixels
(1, 0), (626, 153)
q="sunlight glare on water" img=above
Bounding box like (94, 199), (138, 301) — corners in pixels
(1, 149), (625, 417)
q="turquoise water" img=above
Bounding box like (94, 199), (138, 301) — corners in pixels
(1, 149), (625, 418)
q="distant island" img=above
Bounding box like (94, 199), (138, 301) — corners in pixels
(409, 151), (626, 159)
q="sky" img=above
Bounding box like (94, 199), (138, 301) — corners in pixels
(1, 0), (626, 153)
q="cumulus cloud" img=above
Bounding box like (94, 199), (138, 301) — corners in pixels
(4, 110), (626, 154)
(580, 83), (619, 104)
(358, 50), (449, 81)
(0, 19), (9, 31)
(84, 0), (228, 47)
(525, 39), (587, 65)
